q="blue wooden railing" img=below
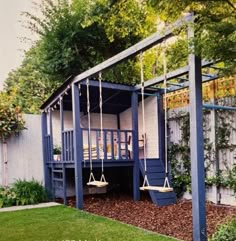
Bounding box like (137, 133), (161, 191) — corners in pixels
(81, 128), (133, 161)
(62, 129), (74, 162)
(45, 128), (133, 163)
(44, 135), (52, 162)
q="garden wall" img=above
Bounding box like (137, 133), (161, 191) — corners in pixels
(168, 86), (236, 206)
(0, 114), (44, 186)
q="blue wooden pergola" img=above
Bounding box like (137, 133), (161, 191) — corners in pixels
(40, 13), (217, 241)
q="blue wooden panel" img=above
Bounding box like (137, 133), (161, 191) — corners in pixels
(117, 130), (121, 159)
(124, 132), (128, 159)
(70, 131), (74, 161)
(140, 159), (164, 168)
(152, 191), (176, 199)
(96, 131), (99, 160)
(145, 166), (165, 173)
(152, 198), (176, 206)
(148, 179), (165, 186)
(146, 172), (165, 179)
(62, 165), (67, 205)
(111, 131), (114, 159)
(103, 130), (107, 160)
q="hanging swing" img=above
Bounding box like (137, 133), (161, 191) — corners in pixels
(139, 50), (173, 193)
(87, 74), (108, 188)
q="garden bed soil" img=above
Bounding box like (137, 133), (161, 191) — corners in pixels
(64, 193), (236, 241)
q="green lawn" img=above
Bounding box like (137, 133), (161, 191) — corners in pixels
(0, 205), (178, 241)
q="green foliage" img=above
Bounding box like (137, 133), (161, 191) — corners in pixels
(170, 102), (236, 197)
(5, 0), (236, 114)
(12, 179), (48, 206)
(216, 109), (234, 149)
(0, 92), (25, 142)
(0, 187), (16, 208)
(205, 170), (229, 188)
(53, 145), (61, 154)
(211, 218), (236, 241)
(223, 166), (236, 194)
(4, 45), (59, 114)
(169, 112), (191, 197)
(147, 0), (236, 74)
(23, 0), (155, 82)
(0, 179), (48, 208)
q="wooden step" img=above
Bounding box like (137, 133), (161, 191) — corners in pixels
(139, 159), (176, 206)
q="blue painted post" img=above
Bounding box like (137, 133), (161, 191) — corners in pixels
(41, 112), (51, 192)
(60, 99), (64, 161)
(60, 98), (67, 205)
(188, 21), (207, 241)
(49, 109), (54, 161)
(157, 93), (165, 162)
(72, 83), (84, 209)
(131, 91), (140, 201)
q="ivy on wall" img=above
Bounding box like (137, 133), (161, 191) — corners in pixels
(168, 97), (236, 197)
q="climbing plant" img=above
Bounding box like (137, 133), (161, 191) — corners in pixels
(169, 110), (215, 197)
(169, 95), (236, 197)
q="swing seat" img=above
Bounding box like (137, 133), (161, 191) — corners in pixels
(87, 180), (109, 188)
(140, 185), (173, 192)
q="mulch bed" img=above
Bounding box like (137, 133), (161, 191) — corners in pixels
(63, 192), (236, 241)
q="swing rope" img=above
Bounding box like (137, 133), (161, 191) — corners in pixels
(87, 78), (96, 183)
(99, 72), (107, 183)
(86, 74), (108, 187)
(139, 46), (173, 193)
(163, 43), (171, 189)
(140, 52), (149, 188)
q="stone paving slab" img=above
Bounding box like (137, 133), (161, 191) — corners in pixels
(0, 202), (61, 212)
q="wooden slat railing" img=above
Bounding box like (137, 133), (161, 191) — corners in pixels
(45, 128), (133, 163)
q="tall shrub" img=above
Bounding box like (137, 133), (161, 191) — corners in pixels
(0, 92), (25, 185)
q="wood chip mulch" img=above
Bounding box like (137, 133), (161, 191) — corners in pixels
(64, 192), (236, 241)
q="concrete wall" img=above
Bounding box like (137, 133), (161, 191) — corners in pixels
(0, 114), (44, 186)
(120, 96), (159, 158)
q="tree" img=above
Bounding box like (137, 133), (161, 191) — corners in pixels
(0, 92), (25, 186)
(4, 45), (59, 114)
(147, 0), (236, 74)
(22, 0), (156, 82)
(5, 0), (235, 114)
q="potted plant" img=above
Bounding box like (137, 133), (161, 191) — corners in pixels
(53, 145), (61, 161)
